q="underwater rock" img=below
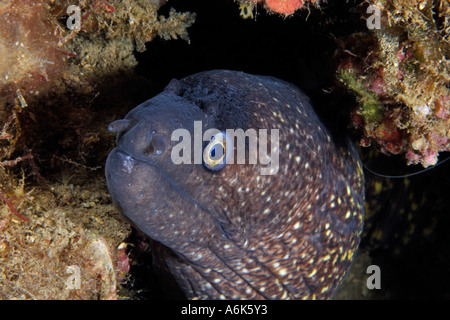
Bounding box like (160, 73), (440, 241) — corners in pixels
(336, 0), (450, 167)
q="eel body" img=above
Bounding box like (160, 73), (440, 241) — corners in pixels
(105, 70), (365, 299)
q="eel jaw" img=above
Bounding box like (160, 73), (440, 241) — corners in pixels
(105, 148), (220, 251)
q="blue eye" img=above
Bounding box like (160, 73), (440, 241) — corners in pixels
(203, 131), (231, 171)
(209, 143), (224, 160)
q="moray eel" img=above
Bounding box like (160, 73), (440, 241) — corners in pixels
(105, 70), (365, 299)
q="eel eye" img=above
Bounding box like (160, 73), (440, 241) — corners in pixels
(203, 131), (230, 171)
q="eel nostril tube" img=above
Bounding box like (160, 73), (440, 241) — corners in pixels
(108, 119), (132, 132)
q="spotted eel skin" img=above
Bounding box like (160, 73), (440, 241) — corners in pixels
(105, 70), (365, 299)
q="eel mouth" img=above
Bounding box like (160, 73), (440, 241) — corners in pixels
(105, 147), (190, 210)
(105, 147), (222, 247)
(105, 147), (162, 215)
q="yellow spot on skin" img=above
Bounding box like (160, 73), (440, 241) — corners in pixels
(279, 268), (288, 276)
(332, 255), (339, 265)
(348, 249), (355, 261)
(308, 269), (317, 277)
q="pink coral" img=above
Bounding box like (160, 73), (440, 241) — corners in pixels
(250, 0), (317, 15)
(266, 0), (304, 15)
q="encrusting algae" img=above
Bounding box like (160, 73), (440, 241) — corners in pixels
(0, 0), (195, 299)
(336, 0), (450, 168)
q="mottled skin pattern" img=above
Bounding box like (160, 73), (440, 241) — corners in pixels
(105, 70), (365, 299)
